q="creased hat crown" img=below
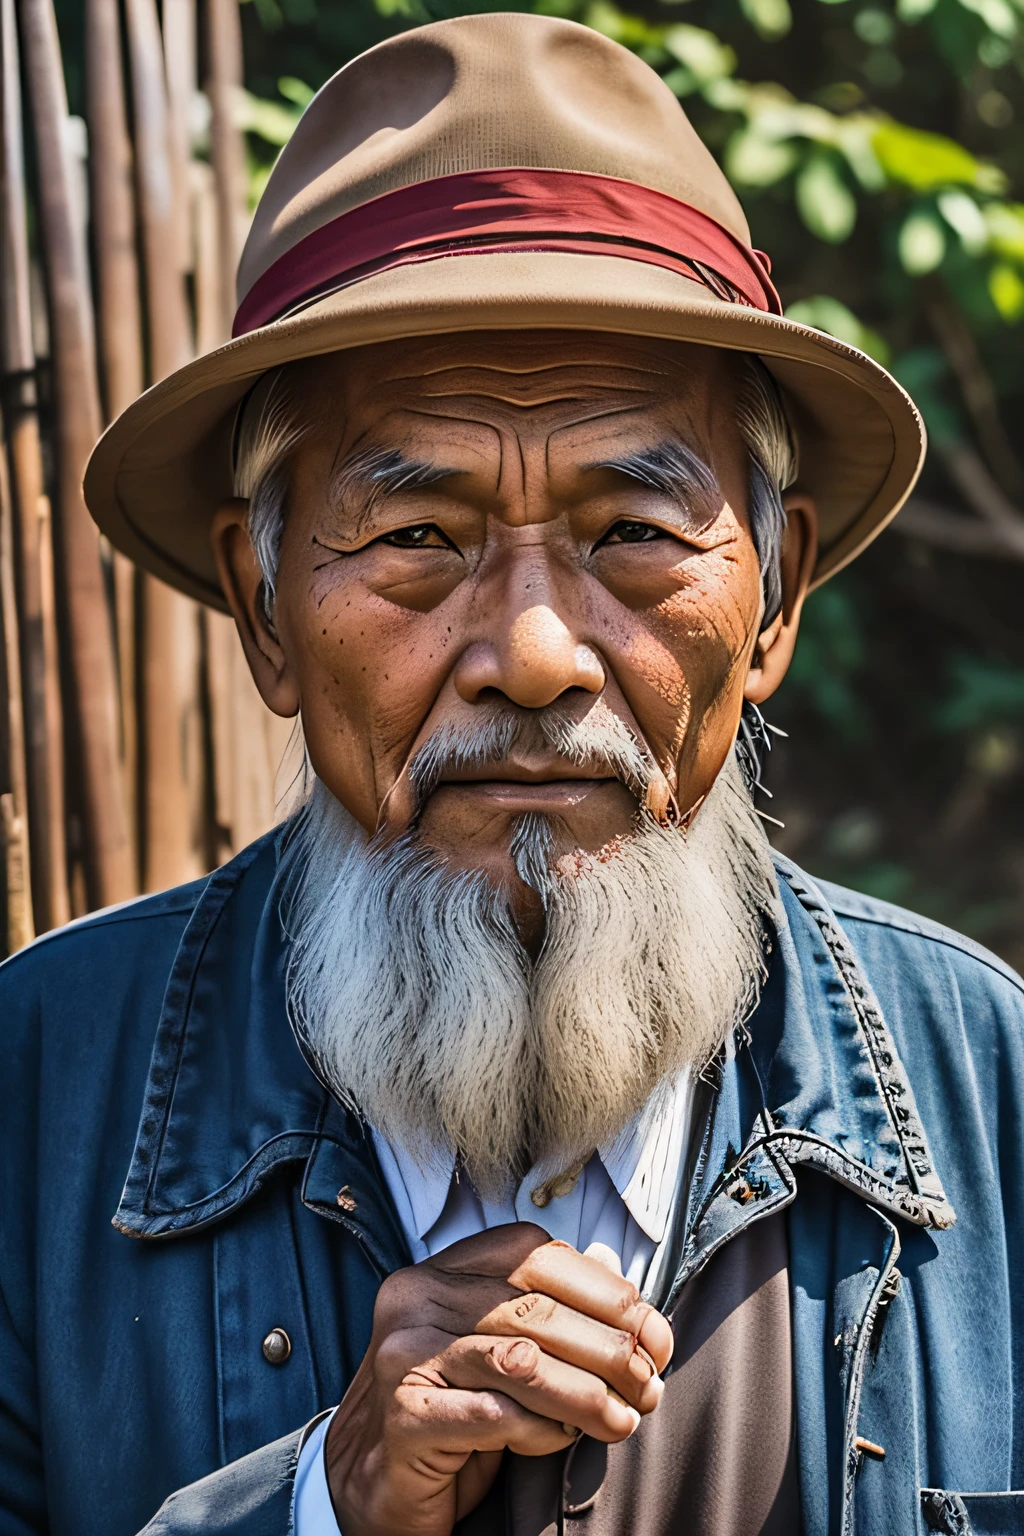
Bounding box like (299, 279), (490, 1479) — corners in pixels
(84, 10), (925, 607)
(238, 12), (751, 304)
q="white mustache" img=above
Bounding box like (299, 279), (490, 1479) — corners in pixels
(407, 700), (651, 808)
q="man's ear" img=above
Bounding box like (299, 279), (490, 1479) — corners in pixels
(211, 499), (300, 718)
(744, 492), (818, 705)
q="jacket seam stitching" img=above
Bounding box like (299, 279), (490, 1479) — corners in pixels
(823, 908), (1024, 999)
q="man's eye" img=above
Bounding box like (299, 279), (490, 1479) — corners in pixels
(381, 524), (452, 549)
(602, 520), (664, 545)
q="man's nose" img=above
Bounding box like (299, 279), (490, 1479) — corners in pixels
(455, 603), (606, 708)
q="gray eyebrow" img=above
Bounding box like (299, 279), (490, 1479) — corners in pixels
(590, 438), (721, 529)
(330, 446), (460, 533)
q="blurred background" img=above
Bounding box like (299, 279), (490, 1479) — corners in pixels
(3, 0), (1024, 962)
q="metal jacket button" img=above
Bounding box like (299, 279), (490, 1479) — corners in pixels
(262, 1327), (291, 1365)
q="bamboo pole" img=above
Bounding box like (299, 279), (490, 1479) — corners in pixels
(124, 0), (207, 892)
(16, 0), (133, 909)
(124, 0), (192, 378)
(0, 400), (34, 951)
(162, 0), (195, 280)
(84, 0), (144, 888)
(192, 157), (223, 353)
(86, 0), (144, 420)
(200, 0), (295, 860)
(1, 0), (68, 930)
(204, 0), (247, 338)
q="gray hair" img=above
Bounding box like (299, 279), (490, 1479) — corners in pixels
(235, 353), (797, 627)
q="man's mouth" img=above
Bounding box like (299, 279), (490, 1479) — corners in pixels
(438, 777), (617, 813)
(436, 761), (617, 814)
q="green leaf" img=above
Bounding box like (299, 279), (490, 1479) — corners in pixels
(985, 202), (1024, 261)
(785, 294), (891, 361)
(372, 0), (429, 16)
(277, 76), (315, 107)
(247, 158), (273, 210)
(890, 347), (963, 442)
(786, 584), (869, 742)
(234, 89), (302, 146)
(663, 23), (736, 81)
(725, 127), (799, 184)
(957, 0), (1018, 36)
(582, 0), (664, 46)
(248, 0), (284, 30)
(663, 64), (699, 95)
(937, 189), (989, 253)
(795, 154), (858, 242)
(833, 118), (886, 190)
(936, 655), (1024, 731)
(872, 121), (985, 189)
(977, 32), (1012, 63)
(854, 7), (896, 42)
(988, 261), (1024, 318)
(898, 209), (947, 272)
(738, 0), (793, 39)
(896, 0), (939, 20)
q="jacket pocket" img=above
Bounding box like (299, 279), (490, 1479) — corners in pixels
(922, 1488), (1024, 1535)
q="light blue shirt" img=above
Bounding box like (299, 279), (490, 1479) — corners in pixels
(293, 1070), (695, 1531)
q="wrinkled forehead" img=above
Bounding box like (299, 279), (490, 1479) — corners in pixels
(285, 331), (744, 457)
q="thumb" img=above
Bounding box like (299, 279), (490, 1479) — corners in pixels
(583, 1241), (624, 1275)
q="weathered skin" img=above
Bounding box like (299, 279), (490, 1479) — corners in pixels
(212, 329), (818, 1536)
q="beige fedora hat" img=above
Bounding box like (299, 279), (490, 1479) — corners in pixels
(84, 11), (925, 611)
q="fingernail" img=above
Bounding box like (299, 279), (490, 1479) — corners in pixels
(562, 1423), (583, 1441)
(607, 1387), (642, 1434)
(628, 1347), (655, 1383)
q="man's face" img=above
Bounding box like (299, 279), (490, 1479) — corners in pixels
(220, 331), (814, 918)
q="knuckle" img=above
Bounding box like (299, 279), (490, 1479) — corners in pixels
(613, 1286), (644, 1329)
(509, 1292), (556, 1325)
(473, 1392), (508, 1427)
(609, 1325), (634, 1355)
(488, 1336), (542, 1382)
(373, 1268), (416, 1330)
(373, 1330), (412, 1376)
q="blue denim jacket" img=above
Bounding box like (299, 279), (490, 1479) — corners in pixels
(1, 829), (1023, 1536)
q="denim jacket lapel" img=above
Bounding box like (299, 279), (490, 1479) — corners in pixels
(666, 854), (954, 1307)
(113, 834), (952, 1275)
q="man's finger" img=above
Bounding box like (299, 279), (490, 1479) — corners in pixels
(430, 1333), (643, 1443)
(584, 1241), (624, 1274)
(473, 1292), (663, 1413)
(392, 1382), (577, 1460)
(372, 1261), (521, 1343)
(373, 1324), (463, 1390)
(426, 1222), (552, 1278)
(508, 1240), (674, 1373)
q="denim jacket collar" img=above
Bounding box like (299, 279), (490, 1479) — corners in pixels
(113, 831), (955, 1258)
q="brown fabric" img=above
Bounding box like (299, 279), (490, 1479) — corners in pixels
(83, 13), (925, 610)
(456, 1213), (799, 1536)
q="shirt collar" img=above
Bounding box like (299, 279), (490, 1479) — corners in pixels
(112, 834), (953, 1246)
(370, 1068), (696, 1248)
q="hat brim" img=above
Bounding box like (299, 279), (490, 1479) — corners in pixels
(84, 250), (925, 611)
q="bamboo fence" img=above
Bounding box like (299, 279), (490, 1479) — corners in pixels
(0, 0), (291, 954)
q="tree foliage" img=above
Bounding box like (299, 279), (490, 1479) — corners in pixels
(237, 0), (1024, 964)
(51, 0), (1024, 958)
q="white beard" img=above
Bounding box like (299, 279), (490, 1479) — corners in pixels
(281, 748), (781, 1199)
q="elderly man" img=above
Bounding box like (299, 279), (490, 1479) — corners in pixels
(2, 13), (1023, 1536)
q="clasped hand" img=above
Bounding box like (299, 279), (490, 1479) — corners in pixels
(325, 1222), (673, 1536)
